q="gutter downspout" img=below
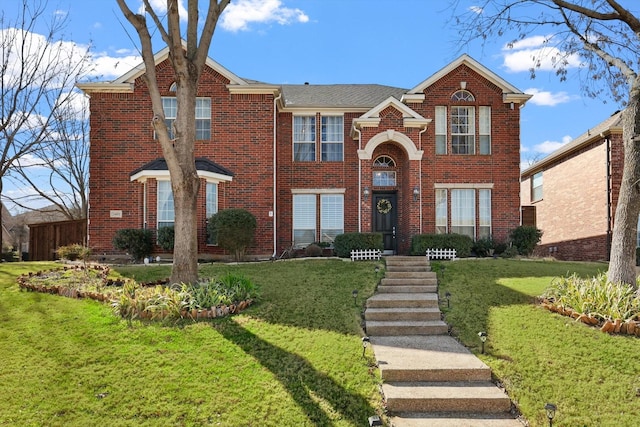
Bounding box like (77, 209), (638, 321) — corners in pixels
(418, 125), (427, 234)
(272, 92), (282, 258)
(354, 125), (362, 232)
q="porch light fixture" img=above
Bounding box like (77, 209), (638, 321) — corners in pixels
(413, 186), (420, 201)
(352, 289), (358, 306)
(544, 403), (557, 427)
(368, 415), (383, 426)
(361, 336), (370, 358)
(478, 331), (487, 354)
(363, 186), (370, 201)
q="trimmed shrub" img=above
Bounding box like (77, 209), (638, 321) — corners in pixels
(157, 226), (175, 251)
(207, 209), (256, 262)
(304, 243), (323, 257)
(509, 225), (543, 256)
(56, 244), (91, 261)
(333, 233), (383, 258)
(410, 233), (473, 257)
(472, 237), (495, 257)
(112, 228), (153, 262)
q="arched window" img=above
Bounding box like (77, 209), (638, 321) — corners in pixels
(373, 155), (396, 186)
(169, 82), (177, 92)
(451, 90), (475, 102)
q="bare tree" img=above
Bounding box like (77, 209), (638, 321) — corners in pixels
(5, 92), (89, 220)
(116, 0), (230, 284)
(453, 0), (640, 286)
(0, 0), (92, 247)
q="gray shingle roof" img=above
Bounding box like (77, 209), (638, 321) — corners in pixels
(281, 84), (407, 109)
(130, 157), (234, 177)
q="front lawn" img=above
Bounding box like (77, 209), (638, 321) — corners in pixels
(437, 258), (640, 427)
(0, 260), (383, 427)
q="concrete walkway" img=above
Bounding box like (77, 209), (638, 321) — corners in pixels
(364, 256), (522, 426)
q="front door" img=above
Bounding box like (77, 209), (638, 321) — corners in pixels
(373, 193), (397, 253)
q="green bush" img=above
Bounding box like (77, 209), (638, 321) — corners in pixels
(410, 233), (473, 257)
(157, 226), (175, 251)
(112, 228), (153, 262)
(56, 244), (91, 261)
(304, 243), (323, 257)
(471, 237), (495, 257)
(0, 251), (19, 262)
(207, 209), (256, 262)
(333, 233), (383, 258)
(509, 225), (543, 256)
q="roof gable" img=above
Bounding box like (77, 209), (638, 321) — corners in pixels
(352, 96), (431, 132)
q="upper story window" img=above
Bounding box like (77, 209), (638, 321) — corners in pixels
(435, 89), (491, 155)
(321, 116), (343, 161)
(532, 172), (543, 202)
(373, 155), (397, 186)
(451, 106), (475, 154)
(160, 96), (211, 140)
(452, 89), (475, 102)
(293, 116), (316, 162)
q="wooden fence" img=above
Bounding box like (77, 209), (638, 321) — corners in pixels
(28, 219), (87, 261)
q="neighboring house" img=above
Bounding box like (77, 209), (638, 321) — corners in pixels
(520, 110), (624, 261)
(78, 48), (530, 259)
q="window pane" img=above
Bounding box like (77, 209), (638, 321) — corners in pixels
(451, 106), (475, 155)
(532, 172), (543, 201)
(293, 194), (316, 246)
(373, 171), (396, 187)
(321, 194), (343, 242)
(206, 182), (218, 244)
(479, 189), (491, 238)
(451, 189), (475, 238)
(157, 181), (174, 228)
(479, 106), (491, 154)
(321, 116), (343, 161)
(162, 97), (177, 139)
(435, 106), (447, 154)
(435, 189), (447, 234)
(294, 116), (316, 161)
(196, 98), (211, 140)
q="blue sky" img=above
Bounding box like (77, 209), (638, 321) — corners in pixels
(1, 0), (628, 208)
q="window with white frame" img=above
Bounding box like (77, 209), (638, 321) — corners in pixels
(373, 155), (397, 186)
(435, 106), (447, 154)
(451, 106), (475, 154)
(160, 97), (211, 140)
(532, 172), (543, 202)
(451, 189), (475, 238)
(206, 182), (218, 244)
(320, 194), (344, 242)
(293, 116), (316, 161)
(479, 106), (491, 155)
(157, 180), (174, 229)
(293, 194), (316, 246)
(479, 189), (491, 238)
(435, 189), (447, 234)
(321, 116), (343, 161)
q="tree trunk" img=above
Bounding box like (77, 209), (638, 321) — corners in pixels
(608, 81), (640, 287)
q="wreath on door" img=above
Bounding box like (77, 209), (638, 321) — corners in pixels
(376, 198), (392, 214)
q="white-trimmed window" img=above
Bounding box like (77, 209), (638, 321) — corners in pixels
(451, 189), (475, 238)
(321, 116), (343, 161)
(451, 106), (475, 154)
(435, 106), (447, 154)
(479, 106), (491, 155)
(532, 172), (543, 202)
(160, 97), (210, 140)
(320, 194), (344, 242)
(206, 182), (218, 245)
(293, 116), (316, 162)
(373, 155), (397, 186)
(479, 189), (491, 238)
(293, 194), (316, 245)
(157, 180), (174, 228)
(435, 189), (448, 234)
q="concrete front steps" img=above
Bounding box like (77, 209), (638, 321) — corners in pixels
(365, 256), (521, 427)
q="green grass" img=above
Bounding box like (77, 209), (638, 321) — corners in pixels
(437, 258), (640, 427)
(0, 260), (384, 426)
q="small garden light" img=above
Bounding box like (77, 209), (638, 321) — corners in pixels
(445, 291), (451, 308)
(352, 289), (358, 306)
(368, 415), (382, 426)
(478, 331), (487, 354)
(544, 402), (557, 427)
(361, 336), (370, 358)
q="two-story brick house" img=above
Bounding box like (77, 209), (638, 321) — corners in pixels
(78, 48), (530, 259)
(520, 111), (624, 261)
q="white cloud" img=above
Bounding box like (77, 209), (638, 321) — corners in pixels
(138, 0), (188, 21)
(88, 52), (142, 79)
(525, 88), (576, 106)
(221, 0), (309, 32)
(468, 6), (483, 14)
(501, 36), (581, 73)
(533, 135), (573, 154)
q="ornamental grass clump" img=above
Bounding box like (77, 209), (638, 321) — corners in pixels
(542, 272), (640, 322)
